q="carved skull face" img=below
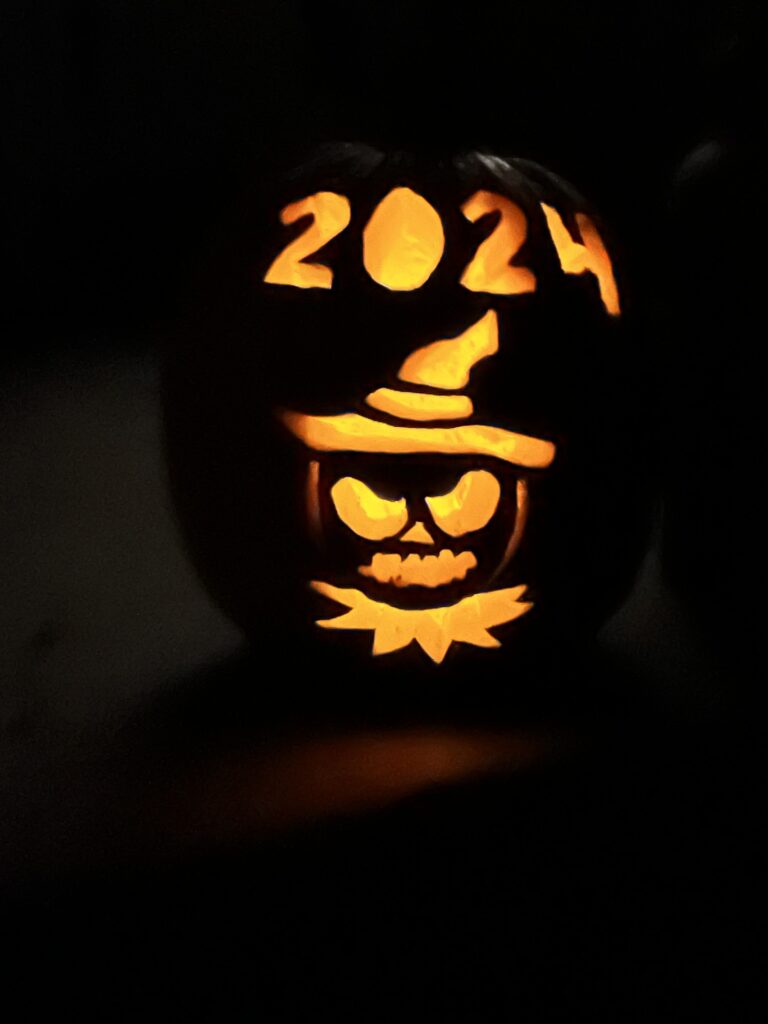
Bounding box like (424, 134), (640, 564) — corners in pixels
(310, 454), (527, 610)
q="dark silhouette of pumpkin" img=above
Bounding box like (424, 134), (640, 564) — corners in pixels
(163, 144), (654, 692)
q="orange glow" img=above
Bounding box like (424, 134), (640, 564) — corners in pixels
(358, 550), (477, 588)
(282, 409), (556, 469)
(181, 728), (562, 840)
(460, 191), (536, 295)
(540, 203), (621, 316)
(401, 521), (435, 544)
(330, 476), (408, 540)
(363, 187), (445, 290)
(426, 470), (501, 536)
(365, 388), (473, 421)
(312, 581), (532, 663)
(264, 192), (351, 289)
(491, 478), (529, 581)
(398, 310), (499, 390)
(306, 460), (322, 538)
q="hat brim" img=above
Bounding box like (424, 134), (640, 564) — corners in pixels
(282, 411), (556, 469)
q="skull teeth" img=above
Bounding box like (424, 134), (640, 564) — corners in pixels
(358, 550), (477, 588)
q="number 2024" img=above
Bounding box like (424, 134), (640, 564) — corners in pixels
(263, 187), (620, 317)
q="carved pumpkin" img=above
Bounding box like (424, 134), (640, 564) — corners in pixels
(164, 145), (652, 675)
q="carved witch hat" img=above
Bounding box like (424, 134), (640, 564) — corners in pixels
(282, 310), (556, 468)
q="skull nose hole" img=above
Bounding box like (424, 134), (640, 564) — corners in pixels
(400, 521), (435, 545)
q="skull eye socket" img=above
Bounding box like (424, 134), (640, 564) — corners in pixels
(426, 470), (501, 537)
(330, 476), (408, 540)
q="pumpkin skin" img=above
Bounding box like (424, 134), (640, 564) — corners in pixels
(163, 144), (653, 686)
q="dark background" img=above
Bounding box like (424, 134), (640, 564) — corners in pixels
(1, 2), (762, 1019)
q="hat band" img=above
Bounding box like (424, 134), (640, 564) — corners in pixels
(365, 388), (473, 422)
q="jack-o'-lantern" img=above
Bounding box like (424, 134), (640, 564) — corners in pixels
(163, 144), (652, 679)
